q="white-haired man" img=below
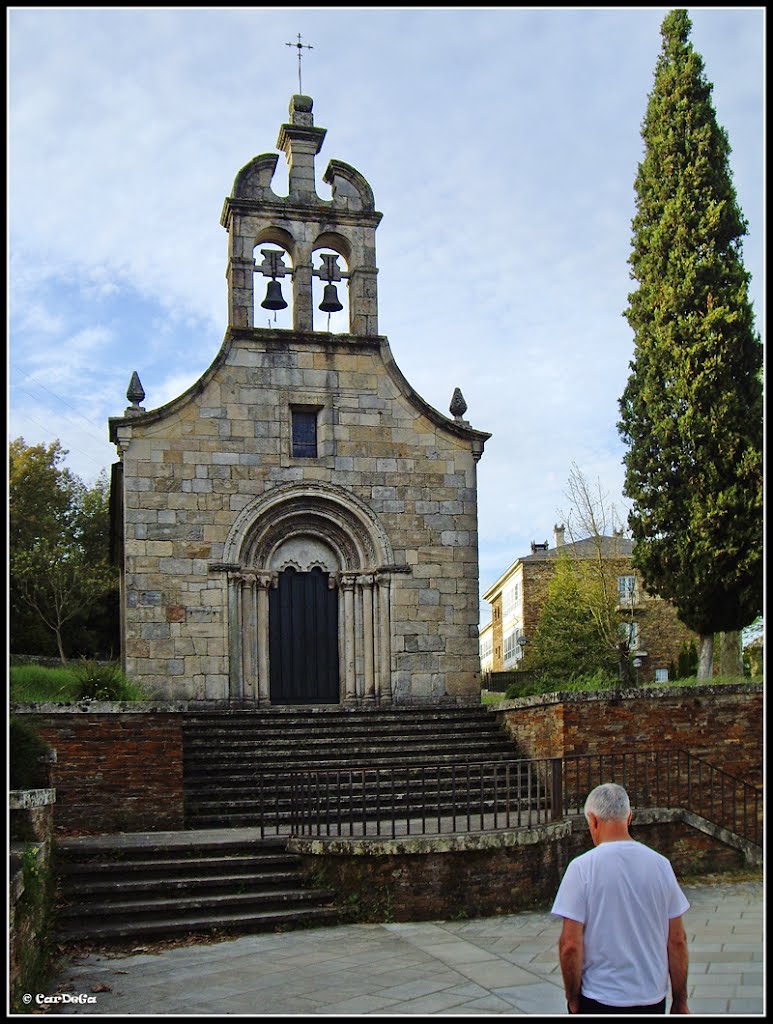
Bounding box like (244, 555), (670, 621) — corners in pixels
(551, 782), (690, 1014)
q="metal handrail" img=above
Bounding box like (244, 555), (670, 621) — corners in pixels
(286, 749), (762, 847)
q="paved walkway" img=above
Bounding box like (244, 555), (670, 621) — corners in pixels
(37, 879), (763, 1016)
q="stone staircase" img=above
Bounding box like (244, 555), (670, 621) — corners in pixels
(182, 706), (529, 829)
(54, 708), (529, 945)
(54, 831), (336, 945)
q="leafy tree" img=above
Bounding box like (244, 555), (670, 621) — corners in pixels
(9, 438), (81, 551)
(618, 10), (763, 677)
(9, 438), (118, 662)
(529, 553), (617, 685)
(557, 464), (637, 685)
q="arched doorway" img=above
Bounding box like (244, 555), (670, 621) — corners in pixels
(222, 483), (396, 706)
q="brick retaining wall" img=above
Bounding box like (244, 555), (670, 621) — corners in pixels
(12, 705), (185, 833)
(495, 684), (762, 789)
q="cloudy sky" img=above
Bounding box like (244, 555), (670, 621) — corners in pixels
(8, 7), (764, 623)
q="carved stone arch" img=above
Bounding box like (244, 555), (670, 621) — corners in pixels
(224, 482), (393, 570)
(312, 231), (352, 265)
(254, 226), (296, 261)
(223, 483), (395, 707)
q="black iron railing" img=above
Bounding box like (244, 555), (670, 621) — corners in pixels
(289, 759), (555, 839)
(286, 750), (762, 847)
(560, 749), (762, 847)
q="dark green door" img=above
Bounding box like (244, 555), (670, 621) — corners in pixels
(269, 567), (339, 703)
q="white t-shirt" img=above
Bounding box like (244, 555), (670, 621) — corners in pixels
(551, 840), (690, 1007)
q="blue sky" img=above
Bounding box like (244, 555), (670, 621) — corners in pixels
(7, 7), (764, 624)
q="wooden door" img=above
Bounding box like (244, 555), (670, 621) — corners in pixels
(268, 567), (339, 703)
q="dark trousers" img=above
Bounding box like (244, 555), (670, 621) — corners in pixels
(575, 993), (667, 1014)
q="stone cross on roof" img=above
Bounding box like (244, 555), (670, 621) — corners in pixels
(286, 33), (313, 94)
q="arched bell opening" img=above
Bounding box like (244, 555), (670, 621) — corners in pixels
(253, 241), (294, 330)
(312, 235), (351, 334)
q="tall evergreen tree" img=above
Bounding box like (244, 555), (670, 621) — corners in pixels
(618, 10), (763, 677)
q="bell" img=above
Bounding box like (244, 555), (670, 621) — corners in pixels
(319, 283), (343, 313)
(261, 279), (288, 311)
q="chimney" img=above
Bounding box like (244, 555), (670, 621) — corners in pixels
(553, 523), (565, 548)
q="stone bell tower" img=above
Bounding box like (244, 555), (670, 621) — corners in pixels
(110, 94), (490, 707)
(221, 94), (381, 336)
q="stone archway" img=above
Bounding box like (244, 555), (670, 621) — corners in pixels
(222, 483), (396, 705)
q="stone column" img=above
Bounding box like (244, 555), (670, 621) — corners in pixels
(256, 574), (273, 704)
(359, 574), (376, 704)
(292, 242), (314, 332)
(376, 573), (392, 704)
(227, 572), (244, 701)
(225, 214), (254, 328)
(348, 268), (379, 336)
(341, 575), (357, 704)
(242, 572), (258, 703)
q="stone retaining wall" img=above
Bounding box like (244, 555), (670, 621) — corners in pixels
(292, 813), (747, 922)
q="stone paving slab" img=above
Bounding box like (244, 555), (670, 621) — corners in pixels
(34, 879), (763, 1015)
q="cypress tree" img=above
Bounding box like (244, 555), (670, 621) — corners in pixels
(618, 10), (763, 676)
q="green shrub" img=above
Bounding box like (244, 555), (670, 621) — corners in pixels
(505, 668), (617, 699)
(10, 718), (52, 790)
(73, 658), (148, 700)
(562, 669), (618, 691)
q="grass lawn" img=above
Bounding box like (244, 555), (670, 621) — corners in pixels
(10, 663), (150, 703)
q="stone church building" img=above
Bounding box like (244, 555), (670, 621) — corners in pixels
(109, 95), (490, 707)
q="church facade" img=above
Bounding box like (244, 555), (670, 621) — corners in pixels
(109, 95), (490, 706)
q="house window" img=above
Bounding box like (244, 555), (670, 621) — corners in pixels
(480, 635), (493, 660)
(655, 668), (669, 683)
(502, 581), (521, 620)
(618, 575), (637, 604)
(621, 621), (639, 650)
(291, 409), (318, 458)
(503, 629), (519, 668)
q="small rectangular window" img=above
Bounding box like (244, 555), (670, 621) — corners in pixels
(618, 575), (637, 603)
(292, 409), (318, 458)
(620, 621), (639, 650)
(655, 668), (669, 683)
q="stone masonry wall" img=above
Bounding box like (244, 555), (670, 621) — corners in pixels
(115, 328), (484, 703)
(298, 815), (745, 923)
(14, 707), (185, 833)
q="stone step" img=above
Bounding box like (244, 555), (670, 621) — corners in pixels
(182, 719), (507, 737)
(59, 870), (306, 897)
(58, 852), (298, 875)
(183, 708), (494, 722)
(58, 886), (334, 919)
(55, 904), (338, 944)
(183, 735), (513, 752)
(183, 750), (519, 772)
(182, 734), (512, 753)
(54, 833), (335, 945)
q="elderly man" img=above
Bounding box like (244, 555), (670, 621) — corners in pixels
(551, 782), (690, 1014)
